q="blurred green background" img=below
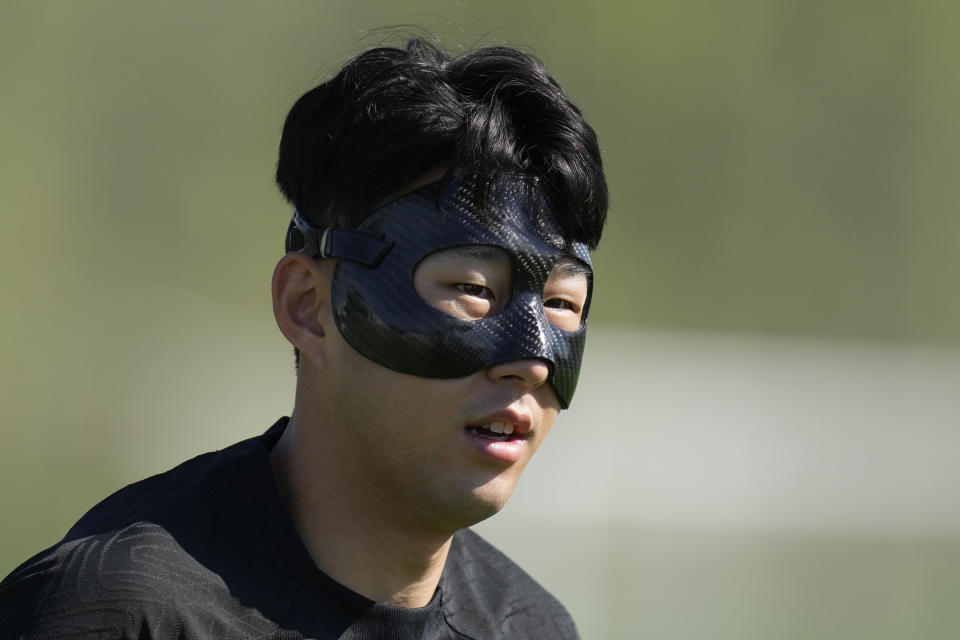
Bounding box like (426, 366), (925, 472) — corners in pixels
(2, 1), (959, 638)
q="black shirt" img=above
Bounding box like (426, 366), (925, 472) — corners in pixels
(0, 419), (578, 639)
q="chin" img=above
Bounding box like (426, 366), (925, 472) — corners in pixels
(421, 466), (525, 532)
(453, 476), (518, 528)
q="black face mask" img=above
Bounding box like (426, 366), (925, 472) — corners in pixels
(286, 175), (593, 408)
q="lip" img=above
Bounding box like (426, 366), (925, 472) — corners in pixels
(463, 410), (533, 464)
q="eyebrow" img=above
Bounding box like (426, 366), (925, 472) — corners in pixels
(435, 246), (591, 277)
(437, 245), (510, 261)
(552, 258), (592, 278)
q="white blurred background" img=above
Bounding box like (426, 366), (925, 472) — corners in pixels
(479, 328), (960, 638)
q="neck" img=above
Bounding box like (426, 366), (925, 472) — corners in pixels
(270, 411), (452, 607)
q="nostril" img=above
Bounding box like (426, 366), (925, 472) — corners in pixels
(487, 359), (551, 389)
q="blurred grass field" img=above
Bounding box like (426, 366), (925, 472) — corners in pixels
(3, 2), (960, 638)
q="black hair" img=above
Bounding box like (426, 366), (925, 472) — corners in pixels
(276, 38), (607, 249)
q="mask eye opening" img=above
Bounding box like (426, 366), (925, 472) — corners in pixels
(413, 245), (514, 322)
(541, 256), (592, 332)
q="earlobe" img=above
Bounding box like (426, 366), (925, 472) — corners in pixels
(272, 253), (334, 368)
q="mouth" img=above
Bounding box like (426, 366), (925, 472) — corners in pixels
(465, 420), (528, 442)
(463, 417), (532, 463)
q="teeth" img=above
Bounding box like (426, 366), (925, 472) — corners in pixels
(485, 421), (515, 435)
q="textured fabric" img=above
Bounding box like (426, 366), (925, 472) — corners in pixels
(0, 419), (579, 639)
(326, 175), (592, 408)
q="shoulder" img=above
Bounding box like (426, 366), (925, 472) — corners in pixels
(63, 434), (263, 543)
(0, 522), (272, 638)
(441, 528), (579, 640)
(0, 434), (278, 639)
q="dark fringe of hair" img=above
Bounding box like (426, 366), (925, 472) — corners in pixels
(276, 38), (607, 249)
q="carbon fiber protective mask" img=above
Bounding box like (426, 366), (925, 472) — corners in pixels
(286, 175), (593, 408)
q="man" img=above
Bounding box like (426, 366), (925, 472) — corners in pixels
(0, 38), (607, 639)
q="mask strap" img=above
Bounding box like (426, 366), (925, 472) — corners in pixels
(285, 209), (393, 267)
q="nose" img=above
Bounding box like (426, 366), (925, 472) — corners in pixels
(486, 358), (551, 393)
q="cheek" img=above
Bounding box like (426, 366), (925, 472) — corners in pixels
(525, 394), (560, 455)
(331, 348), (461, 444)
(534, 413), (559, 450)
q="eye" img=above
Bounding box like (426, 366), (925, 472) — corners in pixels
(414, 246), (512, 321)
(456, 283), (495, 299)
(542, 258), (590, 331)
(544, 297), (580, 312)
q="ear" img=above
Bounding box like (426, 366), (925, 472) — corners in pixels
(272, 253), (335, 370)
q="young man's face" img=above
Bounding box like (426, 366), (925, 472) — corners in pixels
(322, 176), (594, 408)
(321, 244), (589, 532)
(284, 176), (593, 532)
